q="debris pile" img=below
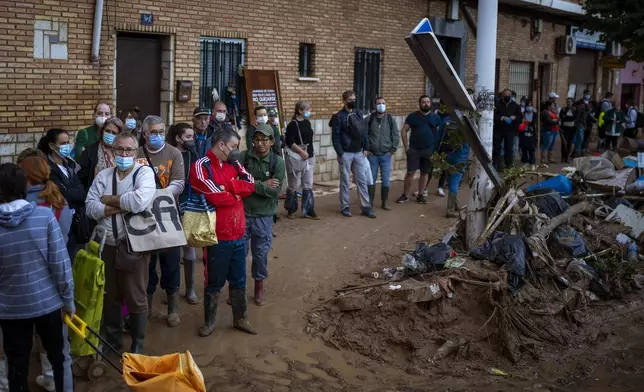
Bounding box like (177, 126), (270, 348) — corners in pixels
(307, 150), (644, 376)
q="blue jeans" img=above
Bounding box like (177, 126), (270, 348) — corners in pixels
(245, 216), (273, 281)
(203, 239), (247, 294)
(541, 130), (557, 151)
(147, 246), (181, 296)
(573, 128), (584, 153)
(367, 154), (392, 187)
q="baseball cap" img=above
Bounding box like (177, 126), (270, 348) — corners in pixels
(254, 124), (274, 138)
(267, 109), (278, 117)
(549, 92), (560, 99)
(193, 107), (210, 117)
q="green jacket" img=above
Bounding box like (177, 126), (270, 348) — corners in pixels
(245, 124), (282, 154)
(75, 124), (99, 158)
(240, 149), (285, 217)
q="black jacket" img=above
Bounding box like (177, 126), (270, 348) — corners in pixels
(47, 156), (86, 210)
(78, 142), (100, 192)
(494, 101), (523, 134)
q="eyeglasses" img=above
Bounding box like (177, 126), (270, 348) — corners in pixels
(253, 138), (271, 144)
(113, 147), (138, 156)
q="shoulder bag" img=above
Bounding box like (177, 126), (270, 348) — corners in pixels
(111, 167), (147, 271)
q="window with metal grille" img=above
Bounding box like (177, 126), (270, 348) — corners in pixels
(508, 61), (533, 100)
(299, 43), (315, 78)
(353, 48), (382, 113)
(199, 37), (246, 116)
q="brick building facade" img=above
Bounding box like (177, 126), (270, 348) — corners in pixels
(0, 0), (605, 181)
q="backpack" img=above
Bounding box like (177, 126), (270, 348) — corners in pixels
(243, 151), (278, 178)
(634, 109), (644, 128)
(37, 201), (62, 221)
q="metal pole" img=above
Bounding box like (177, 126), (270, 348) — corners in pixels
(536, 79), (541, 165)
(466, 0), (498, 250)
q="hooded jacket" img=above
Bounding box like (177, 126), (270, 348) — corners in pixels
(190, 150), (255, 241)
(0, 200), (74, 320)
(331, 108), (369, 155)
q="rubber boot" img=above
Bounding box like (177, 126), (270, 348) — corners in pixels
(367, 185), (376, 208)
(226, 285), (232, 306)
(128, 312), (148, 354)
(231, 288), (258, 335)
(254, 280), (266, 306)
(446, 192), (459, 218)
(101, 304), (123, 352)
(183, 259), (199, 305)
(166, 292), (180, 327)
(199, 292), (219, 337)
(381, 186), (390, 210)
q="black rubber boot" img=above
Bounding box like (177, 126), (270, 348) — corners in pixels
(128, 312), (148, 354)
(199, 292), (220, 337)
(184, 259), (199, 305)
(167, 292), (180, 328)
(101, 304), (123, 352)
(231, 288), (258, 335)
(381, 186), (390, 210)
(367, 185), (376, 208)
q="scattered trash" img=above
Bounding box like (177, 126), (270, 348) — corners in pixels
(526, 175), (572, 196)
(470, 232), (528, 292)
(574, 156), (616, 181)
(389, 284), (402, 290)
(550, 225), (590, 258)
(606, 204), (644, 238)
(487, 368), (509, 377)
(444, 257), (466, 269)
(402, 242), (453, 273)
(529, 188), (569, 218)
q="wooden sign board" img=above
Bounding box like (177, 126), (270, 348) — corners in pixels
(602, 57), (626, 69)
(243, 69), (284, 128)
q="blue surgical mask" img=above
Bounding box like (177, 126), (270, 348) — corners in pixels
(526, 106), (533, 112)
(584, 95), (590, 101)
(125, 118), (137, 130)
(303, 111), (311, 119)
(114, 155), (134, 171)
(56, 144), (72, 158)
(148, 135), (165, 149)
(103, 132), (116, 145)
(376, 104), (386, 113)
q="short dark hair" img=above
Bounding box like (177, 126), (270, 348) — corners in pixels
(501, 89), (512, 95)
(38, 128), (68, 156)
(605, 92), (614, 98)
(342, 90), (355, 101)
(419, 95), (430, 104)
(583, 89), (591, 95)
(167, 123), (193, 148)
(254, 105), (267, 115)
(0, 163), (27, 203)
(212, 127), (240, 146)
(374, 96), (385, 102)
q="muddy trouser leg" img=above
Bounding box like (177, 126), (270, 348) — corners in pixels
(301, 156), (315, 215)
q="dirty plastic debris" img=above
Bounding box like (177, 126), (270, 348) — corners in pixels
(402, 242), (453, 273)
(487, 367), (509, 377)
(383, 266), (405, 281)
(469, 231), (528, 292)
(526, 174), (573, 196)
(528, 188), (569, 218)
(549, 225), (590, 258)
(606, 204), (644, 238)
(444, 257), (466, 269)
(388, 284), (402, 290)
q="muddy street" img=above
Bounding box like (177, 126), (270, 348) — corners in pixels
(76, 179), (644, 392)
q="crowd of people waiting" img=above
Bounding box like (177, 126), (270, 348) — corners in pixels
(0, 88), (476, 391)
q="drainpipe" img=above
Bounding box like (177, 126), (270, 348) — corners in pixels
(91, 0), (104, 64)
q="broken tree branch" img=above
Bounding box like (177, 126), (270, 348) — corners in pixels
(532, 201), (591, 239)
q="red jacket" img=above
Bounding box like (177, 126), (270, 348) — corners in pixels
(190, 150), (255, 241)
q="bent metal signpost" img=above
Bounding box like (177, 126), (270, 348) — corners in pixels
(124, 189), (187, 253)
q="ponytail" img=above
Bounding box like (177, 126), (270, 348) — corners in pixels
(17, 156), (66, 210)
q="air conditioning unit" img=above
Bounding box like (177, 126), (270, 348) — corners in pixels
(607, 42), (622, 57)
(556, 35), (577, 55)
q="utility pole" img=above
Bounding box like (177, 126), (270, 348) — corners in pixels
(466, 0), (498, 249)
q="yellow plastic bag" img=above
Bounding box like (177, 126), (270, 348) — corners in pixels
(181, 192), (218, 248)
(122, 351), (207, 392)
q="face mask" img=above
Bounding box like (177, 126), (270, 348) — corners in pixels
(376, 104), (386, 113)
(148, 134), (165, 149)
(103, 132), (116, 145)
(584, 95), (590, 101)
(125, 118), (137, 130)
(510, 97), (516, 103)
(346, 101), (356, 110)
(526, 106), (533, 112)
(226, 148), (241, 163)
(303, 111), (311, 119)
(114, 155), (134, 171)
(272, 117), (280, 126)
(502, 96), (511, 103)
(215, 112), (227, 122)
(182, 139), (196, 150)
(95, 116), (107, 127)
(56, 144), (72, 158)
(256, 116), (268, 124)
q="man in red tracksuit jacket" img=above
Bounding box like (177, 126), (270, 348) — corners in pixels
(189, 127), (257, 337)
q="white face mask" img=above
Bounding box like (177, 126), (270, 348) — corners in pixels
(273, 117), (280, 126)
(256, 115), (268, 124)
(215, 112), (226, 122)
(95, 116), (107, 127)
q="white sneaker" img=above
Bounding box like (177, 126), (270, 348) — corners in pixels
(36, 375), (55, 392)
(422, 188), (428, 197)
(437, 187), (446, 197)
(412, 190), (419, 197)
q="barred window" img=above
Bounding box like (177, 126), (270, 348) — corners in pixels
(353, 48), (382, 113)
(199, 37), (246, 114)
(299, 43), (315, 78)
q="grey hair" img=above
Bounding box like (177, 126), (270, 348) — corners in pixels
(141, 115), (165, 133)
(112, 132), (139, 149)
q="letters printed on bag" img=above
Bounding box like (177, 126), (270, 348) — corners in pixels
(124, 188), (187, 252)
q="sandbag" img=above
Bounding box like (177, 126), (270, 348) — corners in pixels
(573, 156), (616, 181)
